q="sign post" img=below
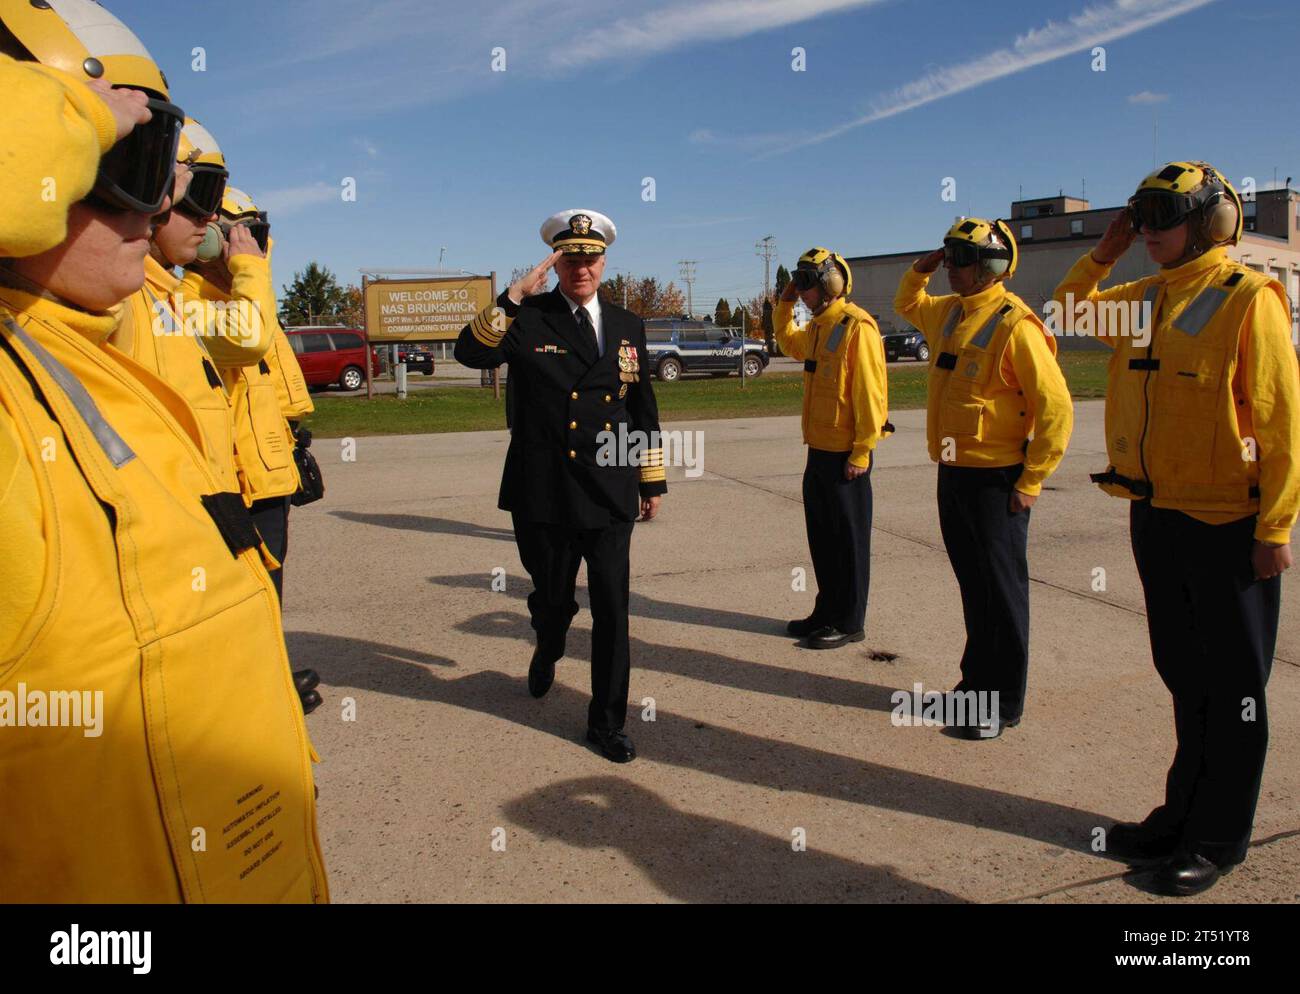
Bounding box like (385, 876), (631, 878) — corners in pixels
(361, 273), (373, 399)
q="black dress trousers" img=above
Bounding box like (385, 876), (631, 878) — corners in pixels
(512, 512), (634, 733)
(1129, 500), (1279, 865)
(250, 495), (291, 601)
(937, 463), (1030, 721)
(801, 447), (874, 634)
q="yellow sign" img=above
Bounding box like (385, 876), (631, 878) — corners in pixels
(364, 276), (494, 342)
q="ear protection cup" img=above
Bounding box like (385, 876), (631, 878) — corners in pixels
(195, 222), (223, 262)
(1201, 190), (1240, 245)
(821, 264), (845, 297)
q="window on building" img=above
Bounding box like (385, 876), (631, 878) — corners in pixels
(1070, 219), (1084, 235)
(1020, 224), (1033, 240)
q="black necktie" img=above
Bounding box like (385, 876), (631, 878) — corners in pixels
(574, 305), (599, 356)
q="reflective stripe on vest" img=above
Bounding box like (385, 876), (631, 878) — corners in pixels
(3, 319), (135, 468)
(1140, 283), (1161, 340)
(940, 305), (961, 339)
(823, 321), (847, 354)
(1173, 285), (1230, 338)
(971, 303), (1013, 349)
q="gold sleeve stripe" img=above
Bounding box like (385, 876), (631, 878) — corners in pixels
(640, 448), (666, 481)
(470, 305), (510, 347)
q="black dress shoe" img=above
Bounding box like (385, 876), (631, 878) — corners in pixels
(528, 647), (556, 699)
(806, 626), (866, 650)
(958, 714), (1020, 740)
(528, 632), (565, 699)
(586, 727), (637, 763)
(300, 689), (323, 715)
(293, 669), (320, 695)
(786, 615), (825, 637)
(1150, 851), (1223, 897)
(1105, 821), (1179, 863)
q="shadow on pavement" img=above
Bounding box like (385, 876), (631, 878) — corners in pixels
(502, 775), (968, 903)
(453, 606), (900, 713)
(428, 571), (785, 636)
(331, 512), (516, 542)
(288, 629), (1110, 856)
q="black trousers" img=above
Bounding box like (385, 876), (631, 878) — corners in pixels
(251, 495), (291, 601)
(937, 463), (1030, 721)
(1129, 501), (1279, 865)
(512, 513), (634, 732)
(801, 447), (873, 634)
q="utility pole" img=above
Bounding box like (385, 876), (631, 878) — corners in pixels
(756, 235), (776, 299)
(677, 260), (697, 318)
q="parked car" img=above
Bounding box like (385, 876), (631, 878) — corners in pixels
(284, 327), (380, 391)
(882, 327), (930, 363)
(643, 319), (769, 381)
(396, 345), (435, 375)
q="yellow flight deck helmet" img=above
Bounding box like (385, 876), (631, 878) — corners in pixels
(1128, 160), (1244, 247)
(0, 0), (183, 213)
(943, 217), (1018, 279)
(175, 117), (228, 219)
(794, 247), (852, 298)
(194, 184), (270, 261)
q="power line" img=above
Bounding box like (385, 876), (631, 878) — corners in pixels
(755, 235), (776, 299)
(677, 260), (698, 318)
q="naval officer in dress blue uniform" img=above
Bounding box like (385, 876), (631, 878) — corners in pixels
(455, 210), (667, 763)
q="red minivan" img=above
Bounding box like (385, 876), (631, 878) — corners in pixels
(284, 327), (381, 391)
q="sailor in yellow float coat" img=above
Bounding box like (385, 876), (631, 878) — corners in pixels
(775, 247), (890, 649)
(895, 218), (1073, 738)
(181, 190), (325, 712)
(1053, 161), (1298, 896)
(0, 0), (326, 902)
(109, 117), (270, 496)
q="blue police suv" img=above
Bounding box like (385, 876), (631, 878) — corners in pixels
(644, 319), (770, 382)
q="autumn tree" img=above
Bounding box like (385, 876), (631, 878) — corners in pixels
(600, 273), (686, 317)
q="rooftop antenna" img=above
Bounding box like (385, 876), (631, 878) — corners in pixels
(1082, 178), (1086, 201)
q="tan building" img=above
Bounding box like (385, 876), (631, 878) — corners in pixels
(847, 189), (1300, 348)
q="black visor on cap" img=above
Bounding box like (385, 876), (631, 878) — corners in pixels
(94, 94), (184, 214)
(1128, 191), (1197, 233)
(179, 164), (228, 220)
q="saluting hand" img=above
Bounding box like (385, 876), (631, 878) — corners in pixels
(779, 281), (800, 303)
(914, 248), (946, 274)
(226, 222), (265, 261)
(86, 78), (151, 143)
(508, 250), (562, 304)
(1092, 210), (1137, 265)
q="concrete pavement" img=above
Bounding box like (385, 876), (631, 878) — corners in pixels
(287, 400), (1299, 903)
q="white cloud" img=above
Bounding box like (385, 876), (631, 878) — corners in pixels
(355, 138), (380, 159)
(257, 182), (340, 216)
(1128, 90), (1169, 104)
(546, 0), (887, 70)
(759, 0), (1217, 156)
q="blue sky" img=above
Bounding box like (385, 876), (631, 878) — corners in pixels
(113, 0), (1296, 314)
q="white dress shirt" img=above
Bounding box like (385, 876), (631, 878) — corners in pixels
(561, 290), (604, 357)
